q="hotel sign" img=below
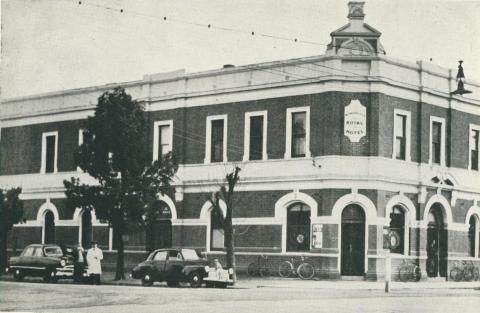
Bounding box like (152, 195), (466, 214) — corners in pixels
(344, 99), (366, 142)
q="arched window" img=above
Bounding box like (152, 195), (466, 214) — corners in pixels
(468, 215), (479, 258)
(389, 205), (406, 254)
(286, 203), (311, 252)
(44, 210), (55, 244)
(210, 207), (225, 251)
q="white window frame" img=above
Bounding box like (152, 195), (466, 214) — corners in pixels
(153, 120), (173, 161)
(205, 115), (228, 164)
(429, 116), (446, 166)
(77, 129), (85, 172)
(392, 109), (411, 162)
(285, 106), (311, 159)
(468, 124), (480, 171)
(40, 131), (58, 174)
(243, 111), (268, 161)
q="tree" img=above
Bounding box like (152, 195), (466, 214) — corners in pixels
(209, 166), (241, 283)
(0, 188), (24, 272)
(64, 87), (178, 280)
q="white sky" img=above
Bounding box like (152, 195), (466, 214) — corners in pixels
(1, 0), (480, 99)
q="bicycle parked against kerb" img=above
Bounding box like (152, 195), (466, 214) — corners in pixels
(278, 256), (315, 280)
(247, 255), (273, 277)
(449, 260), (480, 282)
(398, 260), (421, 282)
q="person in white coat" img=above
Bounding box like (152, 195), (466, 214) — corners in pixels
(86, 241), (103, 285)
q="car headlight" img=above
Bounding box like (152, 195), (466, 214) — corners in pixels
(60, 260), (66, 267)
(228, 268), (234, 275)
(204, 266), (210, 272)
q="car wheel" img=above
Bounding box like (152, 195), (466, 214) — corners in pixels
(216, 282), (227, 289)
(13, 270), (24, 282)
(141, 273), (154, 287)
(166, 280), (179, 287)
(44, 269), (57, 283)
(205, 281), (214, 288)
(189, 272), (202, 288)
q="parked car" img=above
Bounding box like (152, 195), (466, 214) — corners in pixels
(131, 248), (209, 287)
(6, 244), (87, 283)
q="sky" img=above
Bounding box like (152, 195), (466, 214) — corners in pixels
(1, 0), (480, 99)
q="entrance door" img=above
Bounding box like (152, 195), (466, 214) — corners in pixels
(426, 205), (448, 277)
(146, 200), (173, 252)
(81, 210), (93, 248)
(341, 204), (365, 276)
(44, 211), (55, 244)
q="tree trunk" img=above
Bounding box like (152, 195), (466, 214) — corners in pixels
(0, 233), (7, 272)
(224, 220), (236, 283)
(113, 222), (125, 280)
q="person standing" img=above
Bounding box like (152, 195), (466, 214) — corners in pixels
(73, 244), (85, 283)
(86, 241), (103, 285)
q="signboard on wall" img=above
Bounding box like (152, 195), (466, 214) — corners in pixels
(312, 224), (323, 249)
(344, 99), (366, 142)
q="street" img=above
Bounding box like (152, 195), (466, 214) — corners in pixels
(1, 279), (479, 313)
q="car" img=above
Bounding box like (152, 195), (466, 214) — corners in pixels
(131, 248), (210, 287)
(6, 244), (87, 283)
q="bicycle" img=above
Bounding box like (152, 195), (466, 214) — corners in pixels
(247, 255), (273, 277)
(278, 256), (315, 280)
(450, 261), (480, 282)
(398, 260), (421, 282)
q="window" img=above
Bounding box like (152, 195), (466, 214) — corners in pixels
(153, 251), (167, 261)
(33, 247), (44, 257)
(43, 210), (55, 244)
(168, 250), (182, 261)
(205, 115), (227, 163)
(243, 111), (267, 161)
(153, 120), (173, 161)
(429, 117), (445, 166)
(389, 206), (406, 254)
(286, 203), (311, 252)
(468, 215), (479, 258)
(285, 107), (310, 159)
(41, 131), (58, 173)
(392, 110), (411, 161)
(469, 126), (480, 171)
(210, 208), (224, 251)
(21, 247), (35, 257)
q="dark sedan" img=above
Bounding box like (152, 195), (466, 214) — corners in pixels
(131, 248), (209, 287)
(6, 244), (84, 283)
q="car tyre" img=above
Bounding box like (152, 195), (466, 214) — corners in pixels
(205, 281), (214, 288)
(13, 270), (24, 282)
(166, 280), (179, 287)
(216, 282), (227, 289)
(44, 269), (57, 283)
(189, 272), (202, 288)
(141, 273), (154, 287)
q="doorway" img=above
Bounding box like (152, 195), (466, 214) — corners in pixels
(81, 210), (93, 248)
(146, 200), (172, 252)
(44, 210), (55, 244)
(426, 204), (448, 277)
(341, 204), (365, 276)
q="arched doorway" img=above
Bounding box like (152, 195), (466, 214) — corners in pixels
(426, 204), (448, 277)
(145, 200), (172, 253)
(44, 210), (55, 244)
(341, 204), (365, 276)
(286, 203), (311, 252)
(81, 210), (93, 248)
(468, 215), (479, 258)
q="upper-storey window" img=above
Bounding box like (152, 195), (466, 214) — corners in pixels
(153, 120), (173, 161)
(243, 111), (267, 161)
(205, 115), (227, 163)
(470, 126), (480, 171)
(430, 117), (445, 166)
(393, 110), (411, 161)
(41, 131), (58, 174)
(285, 107), (310, 159)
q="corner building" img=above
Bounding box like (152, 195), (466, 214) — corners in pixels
(1, 2), (480, 280)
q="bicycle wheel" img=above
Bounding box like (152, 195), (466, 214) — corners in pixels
(398, 265), (410, 282)
(473, 267), (480, 281)
(247, 263), (259, 277)
(463, 269), (474, 282)
(298, 263), (315, 280)
(449, 268), (462, 282)
(259, 262), (273, 277)
(412, 265), (421, 282)
(278, 261), (293, 278)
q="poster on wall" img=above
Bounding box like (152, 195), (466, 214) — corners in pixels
(312, 224), (323, 249)
(344, 99), (366, 142)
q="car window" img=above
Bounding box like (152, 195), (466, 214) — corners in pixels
(21, 247), (35, 257)
(181, 249), (200, 260)
(168, 250), (183, 261)
(33, 247), (44, 257)
(153, 251), (167, 261)
(44, 246), (63, 257)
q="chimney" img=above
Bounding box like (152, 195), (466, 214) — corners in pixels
(347, 2), (365, 29)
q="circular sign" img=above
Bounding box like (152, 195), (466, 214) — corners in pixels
(296, 234), (305, 244)
(388, 231), (401, 249)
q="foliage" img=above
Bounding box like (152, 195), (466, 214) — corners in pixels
(0, 187), (24, 271)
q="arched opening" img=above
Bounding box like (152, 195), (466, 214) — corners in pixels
(210, 207), (225, 251)
(426, 204), (448, 277)
(286, 203), (311, 252)
(44, 210), (55, 244)
(145, 200), (172, 253)
(468, 215), (479, 258)
(341, 204), (365, 276)
(81, 210), (93, 249)
(389, 205), (407, 254)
